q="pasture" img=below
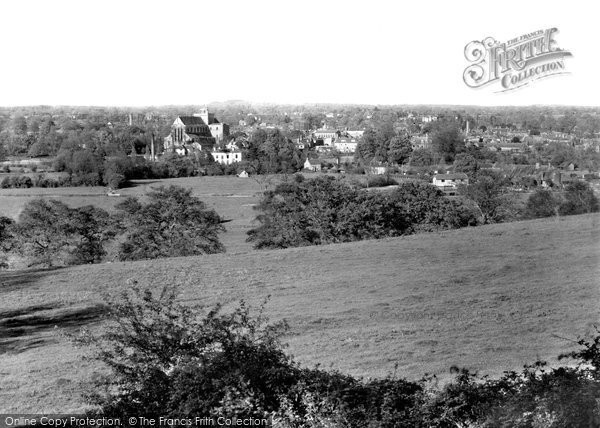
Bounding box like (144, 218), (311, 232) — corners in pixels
(0, 210), (598, 412)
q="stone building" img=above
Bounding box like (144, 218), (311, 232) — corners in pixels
(163, 109), (229, 154)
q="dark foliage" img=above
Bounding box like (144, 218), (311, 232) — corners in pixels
(77, 284), (425, 427)
(366, 175), (398, 188)
(430, 121), (465, 163)
(458, 171), (516, 224)
(247, 177), (477, 249)
(78, 283), (600, 427)
(355, 126), (413, 165)
(525, 189), (559, 219)
(0, 216), (14, 268)
(558, 181), (600, 215)
(114, 185), (225, 261)
(14, 199), (112, 266)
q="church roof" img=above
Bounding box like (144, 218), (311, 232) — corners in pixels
(179, 116), (207, 126)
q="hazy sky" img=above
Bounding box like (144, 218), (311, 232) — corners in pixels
(0, 0), (597, 106)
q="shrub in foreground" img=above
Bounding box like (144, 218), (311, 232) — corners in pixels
(76, 284), (425, 426)
(78, 283), (600, 427)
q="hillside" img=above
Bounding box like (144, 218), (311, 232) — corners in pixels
(0, 213), (599, 412)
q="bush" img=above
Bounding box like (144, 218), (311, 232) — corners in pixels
(77, 283), (424, 427)
(78, 284), (295, 419)
(3, 175), (34, 188)
(525, 189), (559, 218)
(78, 282), (600, 427)
(71, 172), (101, 186)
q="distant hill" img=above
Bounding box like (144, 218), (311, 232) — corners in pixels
(0, 213), (599, 412)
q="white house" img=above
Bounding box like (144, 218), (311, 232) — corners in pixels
(432, 172), (469, 188)
(212, 151), (242, 165)
(314, 129), (337, 141)
(304, 158), (321, 172)
(333, 137), (358, 153)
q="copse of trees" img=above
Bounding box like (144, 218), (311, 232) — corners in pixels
(241, 128), (304, 174)
(247, 176), (478, 249)
(355, 124), (413, 165)
(77, 282), (600, 427)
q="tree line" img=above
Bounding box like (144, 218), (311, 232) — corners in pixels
(247, 174), (599, 250)
(0, 186), (225, 268)
(247, 176), (479, 249)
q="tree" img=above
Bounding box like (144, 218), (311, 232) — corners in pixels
(27, 138), (51, 157)
(458, 172), (512, 224)
(14, 200), (111, 266)
(114, 186), (225, 261)
(0, 216), (14, 245)
(355, 128), (378, 161)
(0, 141), (6, 162)
(15, 199), (73, 266)
(0, 216), (15, 268)
(387, 134), (412, 165)
(67, 205), (114, 264)
(559, 181), (599, 215)
(431, 121), (465, 162)
(525, 189), (558, 218)
(453, 153), (480, 180)
(11, 115), (28, 134)
(409, 148), (435, 166)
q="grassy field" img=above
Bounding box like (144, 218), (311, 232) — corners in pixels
(0, 208), (598, 412)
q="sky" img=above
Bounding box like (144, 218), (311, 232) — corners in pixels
(0, 0), (597, 107)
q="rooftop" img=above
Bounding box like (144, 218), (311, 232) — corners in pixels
(434, 173), (468, 180)
(179, 116), (207, 126)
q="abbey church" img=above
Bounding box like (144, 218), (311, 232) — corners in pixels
(163, 108), (230, 155)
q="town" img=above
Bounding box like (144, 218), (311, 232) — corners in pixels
(1, 104), (599, 195)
